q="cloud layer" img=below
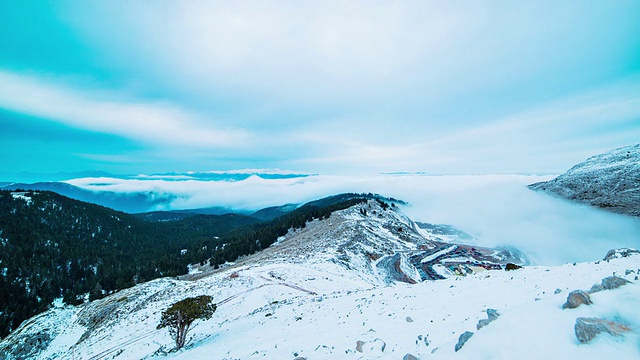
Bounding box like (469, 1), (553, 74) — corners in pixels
(1, 1), (639, 174)
(67, 174), (640, 266)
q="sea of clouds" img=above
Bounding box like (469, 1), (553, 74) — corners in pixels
(67, 174), (640, 266)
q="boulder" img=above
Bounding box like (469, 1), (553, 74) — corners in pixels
(588, 284), (604, 294)
(454, 331), (474, 352)
(505, 263), (522, 271)
(477, 309), (500, 330)
(562, 290), (592, 309)
(355, 339), (386, 354)
(403, 354), (419, 360)
(575, 317), (631, 343)
(600, 276), (631, 290)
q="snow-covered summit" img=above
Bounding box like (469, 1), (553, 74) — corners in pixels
(529, 144), (640, 217)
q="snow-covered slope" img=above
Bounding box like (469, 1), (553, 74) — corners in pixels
(1, 201), (638, 359)
(529, 144), (640, 217)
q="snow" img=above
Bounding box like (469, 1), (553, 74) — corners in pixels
(52, 298), (64, 309)
(188, 264), (203, 275)
(11, 192), (32, 205)
(2, 202), (639, 359)
(22, 254), (637, 360)
(421, 245), (457, 263)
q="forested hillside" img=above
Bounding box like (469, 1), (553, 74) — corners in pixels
(0, 191), (388, 338)
(0, 190), (255, 338)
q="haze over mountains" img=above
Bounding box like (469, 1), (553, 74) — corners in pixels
(0, 170), (312, 213)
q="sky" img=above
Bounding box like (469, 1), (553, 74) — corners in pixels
(1, 1), (640, 176)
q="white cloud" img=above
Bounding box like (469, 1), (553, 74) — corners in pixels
(66, 1), (640, 108)
(4, 2), (640, 174)
(370, 80), (640, 174)
(66, 174), (640, 265)
(0, 71), (251, 148)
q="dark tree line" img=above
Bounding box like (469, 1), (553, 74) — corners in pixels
(206, 195), (372, 266)
(0, 190), (392, 339)
(0, 190), (256, 338)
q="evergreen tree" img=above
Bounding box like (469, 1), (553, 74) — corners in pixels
(157, 295), (216, 349)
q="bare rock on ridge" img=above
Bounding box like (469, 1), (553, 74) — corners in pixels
(562, 290), (592, 309)
(454, 331), (474, 352)
(477, 309), (500, 330)
(603, 248), (640, 261)
(575, 317), (631, 343)
(600, 276), (632, 290)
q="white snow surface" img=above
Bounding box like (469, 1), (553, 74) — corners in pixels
(2, 202), (640, 359)
(10, 192), (33, 205)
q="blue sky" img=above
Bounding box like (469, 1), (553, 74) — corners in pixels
(1, 1), (640, 177)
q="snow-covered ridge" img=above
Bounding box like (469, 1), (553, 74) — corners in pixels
(1, 201), (638, 359)
(529, 143), (640, 217)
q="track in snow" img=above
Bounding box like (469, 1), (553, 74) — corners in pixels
(83, 276), (316, 359)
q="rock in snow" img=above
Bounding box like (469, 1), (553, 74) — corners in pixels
(600, 276), (632, 290)
(476, 308), (500, 330)
(355, 338), (386, 354)
(588, 283), (604, 294)
(562, 290), (593, 309)
(574, 317), (632, 343)
(603, 248), (640, 261)
(529, 143), (640, 217)
(455, 331), (474, 352)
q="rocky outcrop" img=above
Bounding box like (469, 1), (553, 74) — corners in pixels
(505, 263), (522, 271)
(600, 276), (631, 290)
(529, 144), (640, 217)
(604, 248), (640, 261)
(574, 317), (631, 343)
(454, 331), (474, 352)
(588, 284), (604, 294)
(562, 290), (592, 309)
(403, 354), (419, 360)
(477, 309), (500, 330)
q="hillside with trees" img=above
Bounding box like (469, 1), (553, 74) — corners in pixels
(0, 190), (389, 338)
